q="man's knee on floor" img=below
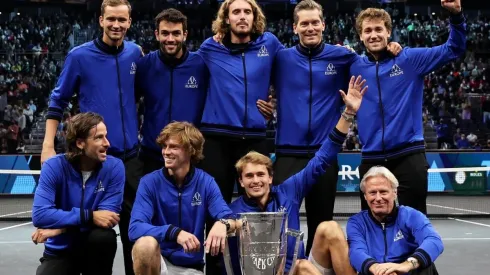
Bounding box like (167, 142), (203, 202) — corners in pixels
(314, 221), (345, 244)
(132, 236), (160, 265)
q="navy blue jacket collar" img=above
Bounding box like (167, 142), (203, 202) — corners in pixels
(162, 165), (195, 187)
(296, 42), (325, 57)
(242, 188), (275, 210)
(158, 45), (189, 68)
(65, 154), (103, 175)
(368, 205), (399, 227)
(94, 36), (125, 55)
(366, 48), (394, 63)
(222, 32), (260, 54)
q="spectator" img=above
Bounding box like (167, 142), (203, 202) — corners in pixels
(457, 133), (470, 149)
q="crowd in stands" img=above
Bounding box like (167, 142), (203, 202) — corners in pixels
(1, 5), (489, 154)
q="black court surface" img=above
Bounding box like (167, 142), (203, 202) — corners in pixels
(0, 218), (489, 274)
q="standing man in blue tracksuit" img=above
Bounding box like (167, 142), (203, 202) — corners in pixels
(197, 0), (282, 273)
(228, 76), (367, 275)
(129, 121), (238, 275)
(350, 0), (466, 214)
(32, 112), (125, 275)
(347, 166), (443, 275)
(41, 1), (143, 274)
(135, 8), (208, 174)
(273, 0), (401, 256)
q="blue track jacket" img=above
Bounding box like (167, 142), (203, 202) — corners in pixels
(349, 13), (466, 162)
(198, 32), (283, 138)
(47, 38), (142, 158)
(346, 206), (444, 275)
(228, 128), (347, 273)
(274, 43), (357, 155)
(32, 155), (125, 255)
(129, 167), (234, 268)
(136, 49), (208, 159)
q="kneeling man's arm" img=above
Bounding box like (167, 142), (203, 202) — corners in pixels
(129, 178), (181, 244)
(346, 219), (378, 275)
(32, 162), (90, 228)
(408, 210), (444, 269)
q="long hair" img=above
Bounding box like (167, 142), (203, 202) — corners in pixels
(65, 112), (104, 161)
(211, 0), (266, 36)
(156, 121), (204, 164)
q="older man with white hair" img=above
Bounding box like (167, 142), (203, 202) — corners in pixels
(346, 166), (443, 275)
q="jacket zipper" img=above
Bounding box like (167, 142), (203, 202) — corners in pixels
(115, 54), (127, 160)
(375, 61), (387, 162)
(178, 191), (182, 226)
(381, 223), (387, 263)
(307, 52), (313, 157)
(80, 181), (86, 224)
(169, 69), (174, 122)
(242, 52), (248, 140)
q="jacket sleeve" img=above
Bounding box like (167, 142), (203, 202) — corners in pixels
(129, 177), (182, 243)
(281, 128), (346, 202)
(96, 160), (125, 214)
(346, 217), (378, 275)
(405, 13), (466, 76)
(206, 179), (235, 220)
(47, 51), (81, 121)
(32, 161), (84, 228)
(407, 208), (444, 269)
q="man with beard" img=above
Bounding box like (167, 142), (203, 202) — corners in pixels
(41, 1), (143, 274)
(350, 0), (466, 214)
(32, 112), (125, 275)
(197, 1), (281, 272)
(135, 8), (209, 175)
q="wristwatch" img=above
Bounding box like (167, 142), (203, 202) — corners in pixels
(407, 257), (418, 269)
(219, 219), (231, 232)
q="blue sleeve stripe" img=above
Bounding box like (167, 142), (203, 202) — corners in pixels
(46, 107), (63, 121)
(361, 258), (377, 275)
(328, 128), (347, 145)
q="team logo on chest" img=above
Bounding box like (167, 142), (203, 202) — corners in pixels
(130, 62), (136, 74)
(325, 63), (337, 75)
(394, 230), (405, 242)
(277, 205), (287, 212)
(94, 181), (105, 193)
(185, 76), (198, 88)
(390, 64), (404, 77)
(257, 45), (269, 57)
(191, 192), (202, 206)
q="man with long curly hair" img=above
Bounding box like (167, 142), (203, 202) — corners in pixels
(197, 0), (283, 272)
(32, 112), (124, 275)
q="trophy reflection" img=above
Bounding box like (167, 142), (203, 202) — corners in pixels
(224, 212), (304, 275)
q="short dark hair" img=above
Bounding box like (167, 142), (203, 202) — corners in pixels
(65, 112), (104, 161)
(155, 8), (187, 32)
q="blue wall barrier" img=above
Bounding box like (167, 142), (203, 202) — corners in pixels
(1, 152), (490, 194)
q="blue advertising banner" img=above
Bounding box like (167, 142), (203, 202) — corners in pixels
(1, 153), (490, 194)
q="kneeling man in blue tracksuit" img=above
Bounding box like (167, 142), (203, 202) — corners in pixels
(32, 112), (125, 275)
(129, 121), (238, 275)
(228, 76), (368, 275)
(347, 166), (443, 275)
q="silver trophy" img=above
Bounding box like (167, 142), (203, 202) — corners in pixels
(224, 212), (304, 275)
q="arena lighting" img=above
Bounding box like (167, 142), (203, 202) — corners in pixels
(432, 12), (436, 15)
(414, 13), (418, 16)
(17, 13), (20, 15)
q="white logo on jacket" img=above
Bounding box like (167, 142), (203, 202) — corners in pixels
(130, 62), (136, 74)
(191, 192), (202, 206)
(394, 230), (405, 242)
(325, 63), (337, 75)
(390, 64), (403, 77)
(185, 76), (198, 88)
(257, 45), (269, 57)
(94, 181), (105, 193)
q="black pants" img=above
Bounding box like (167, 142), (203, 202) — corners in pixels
(198, 134), (269, 275)
(273, 154), (338, 256)
(119, 153), (161, 275)
(359, 153), (429, 214)
(36, 228), (117, 275)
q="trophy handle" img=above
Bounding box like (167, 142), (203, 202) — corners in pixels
(224, 232), (236, 275)
(285, 228), (304, 275)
